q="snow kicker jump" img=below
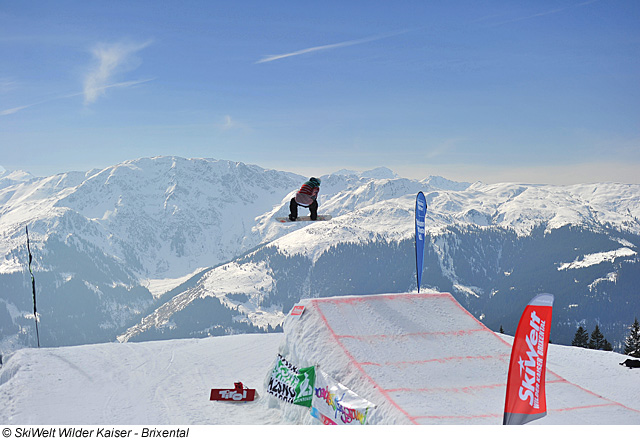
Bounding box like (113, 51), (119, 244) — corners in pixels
(277, 292), (640, 424)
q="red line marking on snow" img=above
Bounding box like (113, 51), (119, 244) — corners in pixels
(409, 401), (640, 421)
(386, 382), (506, 394)
(438, 293), (640, 415)
(311, 293), (503, 424)
(414, 413), (502, 421)
(549, 378), (640, 414)
(446, 294), (485, 319)
(311, 292), (640, 423)
(547, 379), (571, 385)
(336, 328), (487, 340)
(385, 378), (569, 395)
(311, 300), (420, 425)
(360, 354), (510, 368)
(311, 292), (443, 304)
(550, 403), (621, 413)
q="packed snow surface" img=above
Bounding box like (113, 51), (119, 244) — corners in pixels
(1, 292), (639, 425)
(0, 334), (284, 425)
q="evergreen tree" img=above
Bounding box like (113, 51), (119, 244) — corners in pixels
(571, 326), (589, 348)
(603, 339), (613, 351)
(624, 318), (640, 358)
(589, 325), (606, 350)
(499, 325), (504, 334)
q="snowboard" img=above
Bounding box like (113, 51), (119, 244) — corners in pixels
(276, 215), (332, 223)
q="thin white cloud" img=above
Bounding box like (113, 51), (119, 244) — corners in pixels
(2, 41), (154, 116)
(220, 115), (236, 130)
(0, 93), (65, 116)
(216, 115), (251, 132)
(1, 79), (154, 117)
(84, 78), (155, 101)
(489, 0), (600, 27)
(0, 78), (18, 94)
(1, 104), (33, 116)
(83, 40), (152, 104)
(256, 30), (408, 64)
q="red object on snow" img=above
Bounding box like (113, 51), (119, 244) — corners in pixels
(503, 294), (554, 425)
(210, 382), (256, 402)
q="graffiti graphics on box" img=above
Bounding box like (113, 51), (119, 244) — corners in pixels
(266, 354), (299, 403)
(311, 369), (375, 425)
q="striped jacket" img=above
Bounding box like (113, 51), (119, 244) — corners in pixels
(295, 179), (320, 206)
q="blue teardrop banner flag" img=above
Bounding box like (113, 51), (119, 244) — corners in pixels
(415, 192), (427, 293)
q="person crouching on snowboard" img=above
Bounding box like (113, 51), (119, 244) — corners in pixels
(289, 177), (321, 221)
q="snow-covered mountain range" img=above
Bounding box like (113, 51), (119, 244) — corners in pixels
(1, 156), (639, 352)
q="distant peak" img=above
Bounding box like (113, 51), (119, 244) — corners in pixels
(332, 169), (358, 177)
(333, 167), (398, 179)
(361, 167), (398, 179)
(0, 169), (34, 182)
(422, 175), (472, 191)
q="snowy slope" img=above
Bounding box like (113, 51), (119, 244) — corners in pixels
(0, 157), (303, 280)
(0, 334), (284, 425)
(0, 157), (304, 349)
(1, 292), (639, 425)
(120, 186), (640, 347)
(1, 156), (640, 352)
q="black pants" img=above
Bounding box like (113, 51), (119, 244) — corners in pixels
(289, 198), (318, 220)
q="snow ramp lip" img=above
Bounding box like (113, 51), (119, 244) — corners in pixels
(283, 291), (640, 425)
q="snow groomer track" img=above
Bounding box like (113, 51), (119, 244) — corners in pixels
(283, 292), (640, 424)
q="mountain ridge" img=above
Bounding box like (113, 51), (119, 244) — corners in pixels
(1, 156), (638, 352)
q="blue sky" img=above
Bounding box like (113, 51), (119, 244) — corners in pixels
(1, 0), (639, 184)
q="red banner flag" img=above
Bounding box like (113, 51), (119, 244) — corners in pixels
(503, 293), (554, 425)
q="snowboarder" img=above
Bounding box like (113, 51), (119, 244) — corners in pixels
(289, 177), (321, 221)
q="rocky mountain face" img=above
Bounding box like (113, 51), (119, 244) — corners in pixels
(1, 157), (638, 351)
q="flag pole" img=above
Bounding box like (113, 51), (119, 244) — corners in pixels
(26, 226), (40, 348)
